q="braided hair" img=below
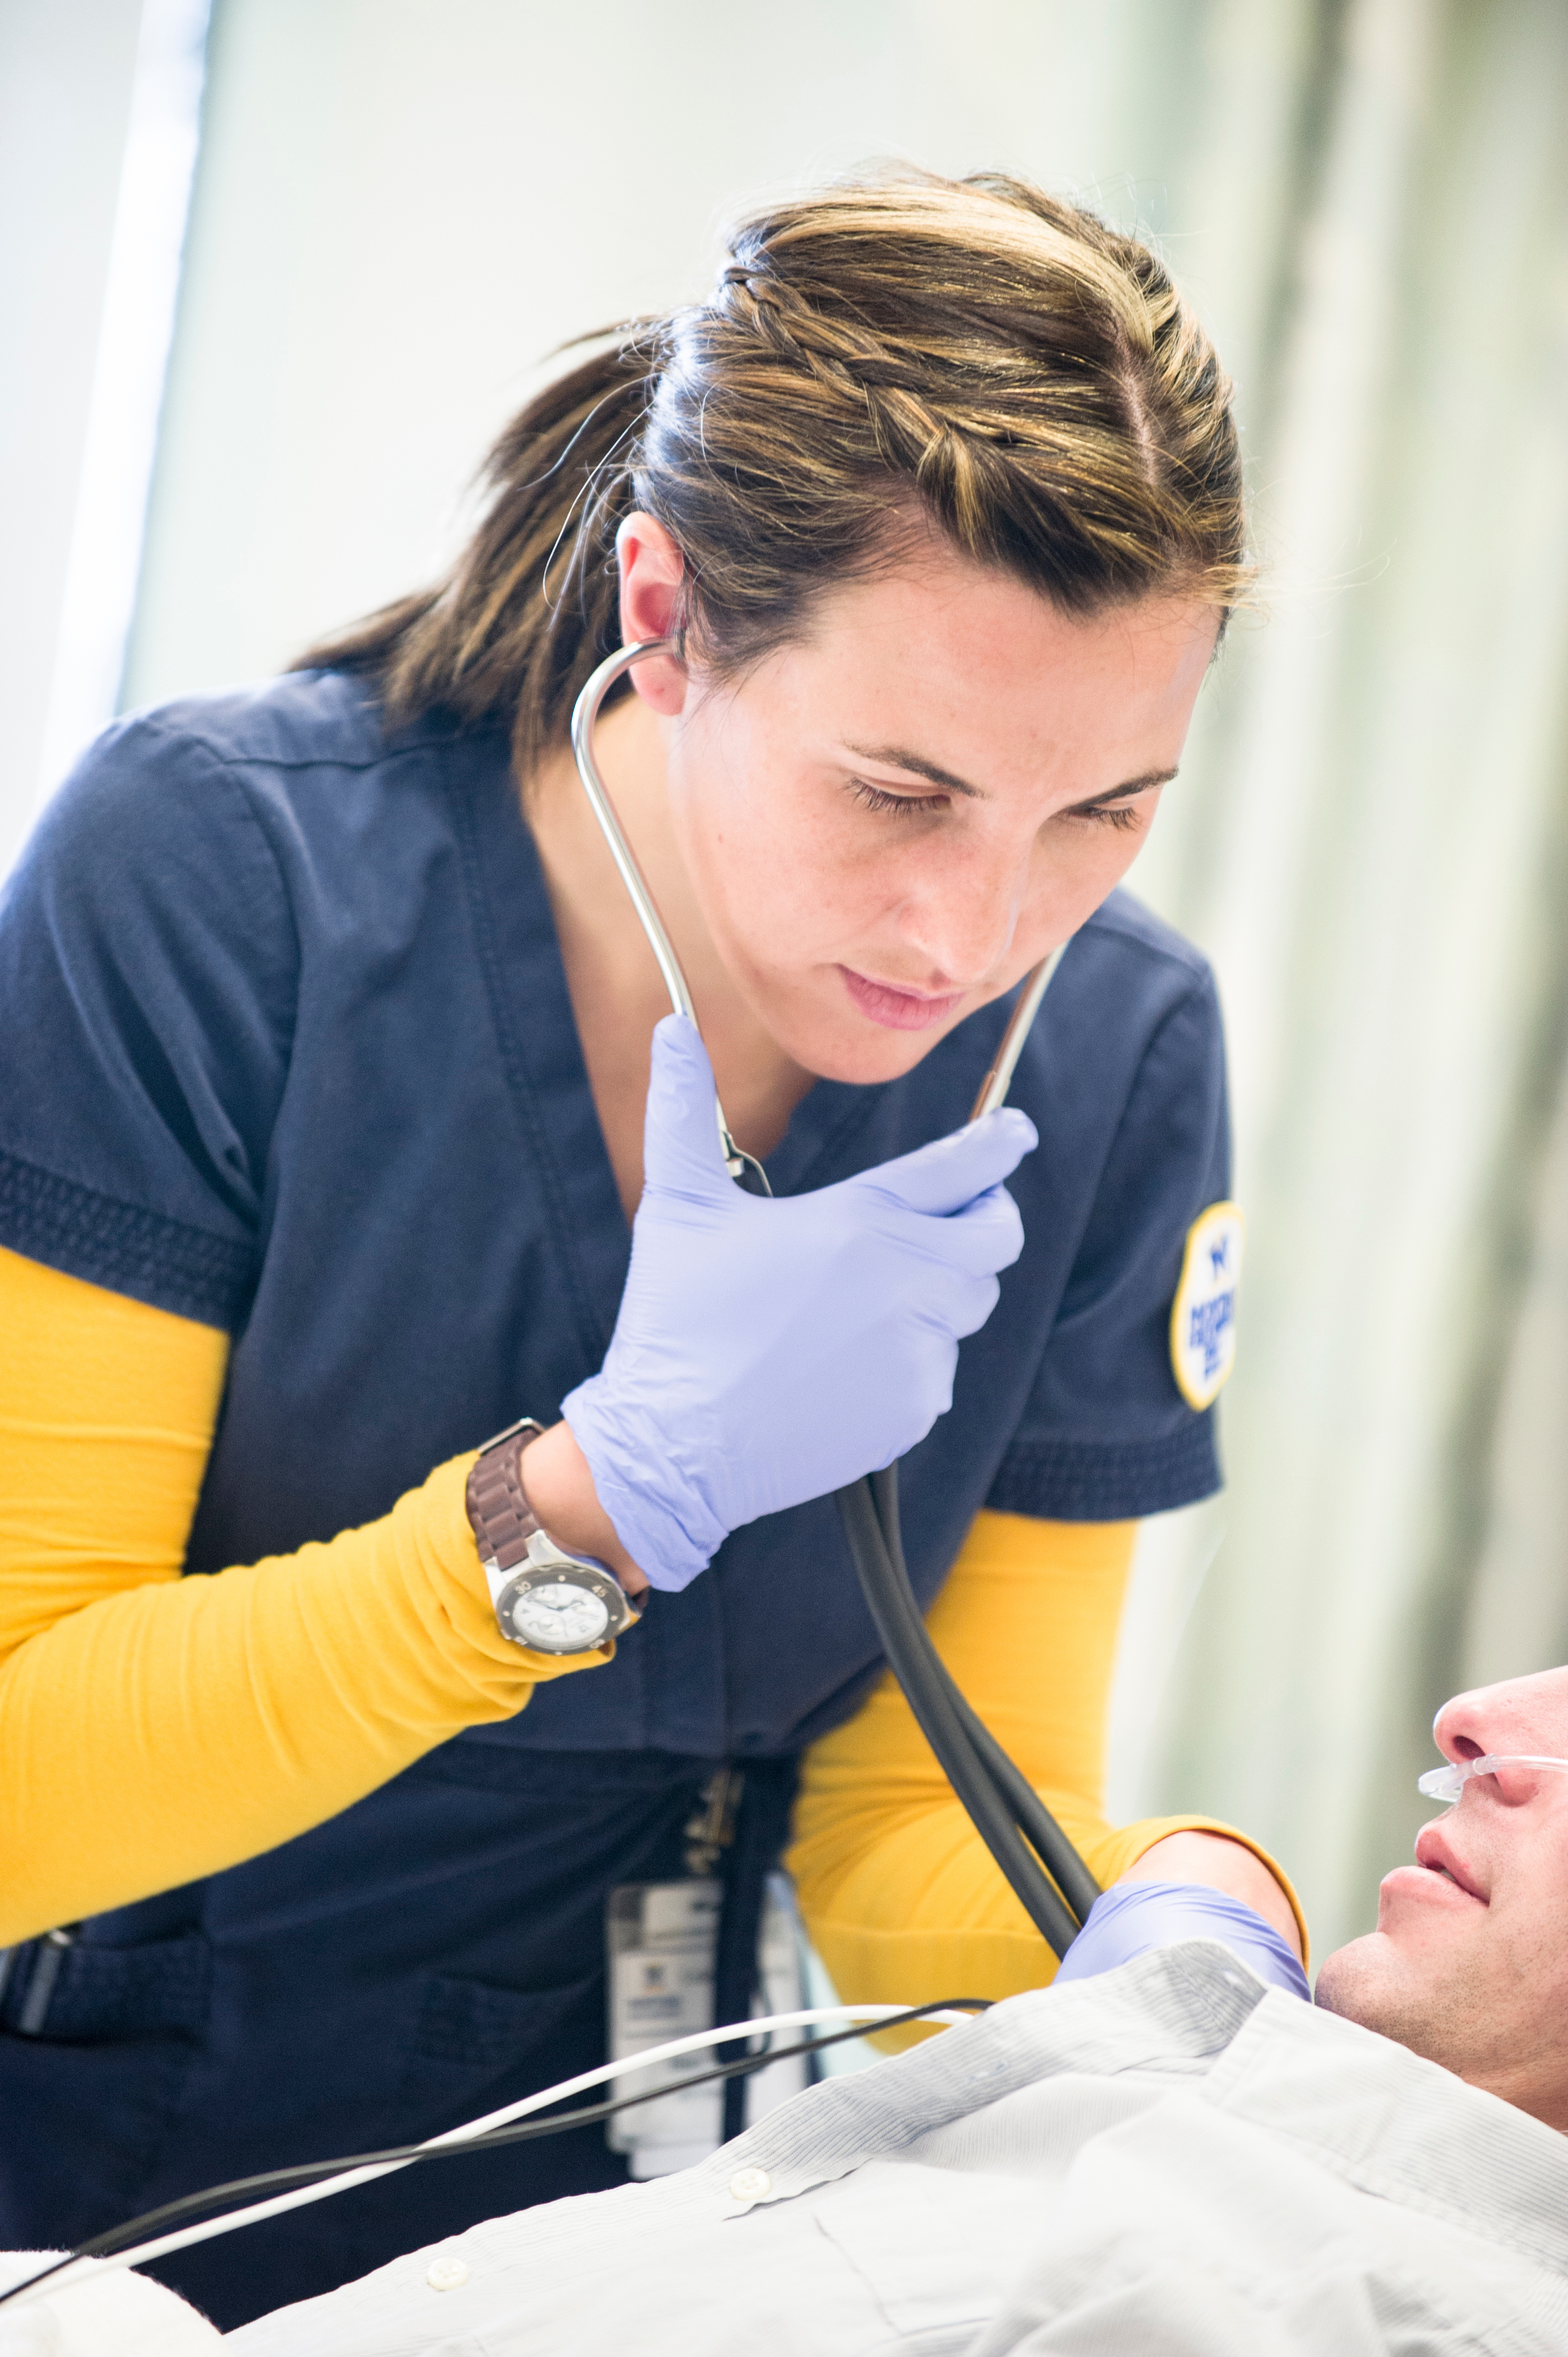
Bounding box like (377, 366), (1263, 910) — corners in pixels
(296, 168), (1249, 781)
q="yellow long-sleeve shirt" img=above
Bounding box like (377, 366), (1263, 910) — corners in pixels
(0, 1243), (1302, 1982)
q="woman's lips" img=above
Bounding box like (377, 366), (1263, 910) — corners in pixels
(839, 966), (966, 1032)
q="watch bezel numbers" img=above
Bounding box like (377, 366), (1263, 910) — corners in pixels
(494, 1560), (636, 1653)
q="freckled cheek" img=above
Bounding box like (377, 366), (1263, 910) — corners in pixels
(1027, 825), (1148, 935)
(697, 827), (854, 976)
(712, 802), (895, 943)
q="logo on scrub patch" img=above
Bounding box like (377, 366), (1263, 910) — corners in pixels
(1169, 1201), (1244, 1411)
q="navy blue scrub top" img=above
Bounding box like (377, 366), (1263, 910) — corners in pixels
(0, 672), (1229, 2324)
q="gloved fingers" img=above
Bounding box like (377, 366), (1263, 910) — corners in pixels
(905, 1263), (1004, 1343)
(946, 1268), (1003, 1341)
(858, 1178), (1024, 1284)
(640, 1014), (737, 1202)
(856, 1107), (1037, 1217)
(905, 1179), (1026, 1278)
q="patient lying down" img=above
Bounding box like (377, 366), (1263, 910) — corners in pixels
(15, 1668), (1568, 2355)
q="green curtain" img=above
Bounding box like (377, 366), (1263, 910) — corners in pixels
(1126, 0), (1568, 1958)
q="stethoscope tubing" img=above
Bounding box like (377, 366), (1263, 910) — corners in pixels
(839, 1468), (1092, 1951)
(570, 638), (1099, 1953)
(571, 639), (769, 1189)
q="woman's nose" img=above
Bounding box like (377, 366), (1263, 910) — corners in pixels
(901, 842), (1032, 985)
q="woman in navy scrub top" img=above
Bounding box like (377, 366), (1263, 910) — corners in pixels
(0, 172), (1277, 2327)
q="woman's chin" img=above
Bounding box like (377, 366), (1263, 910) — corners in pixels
(792, 1017), (967, 1088)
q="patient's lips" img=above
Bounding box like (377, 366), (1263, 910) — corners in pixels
(1412, 1823), (1487, 1904)
(1379, 1860), (1485, 1924)
(1377, 1823), (1489, 1932)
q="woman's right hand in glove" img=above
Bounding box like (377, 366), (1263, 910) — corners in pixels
(553, 1013), (1035, 1592)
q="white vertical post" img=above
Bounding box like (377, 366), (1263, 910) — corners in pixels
(29, 0), (212, 827)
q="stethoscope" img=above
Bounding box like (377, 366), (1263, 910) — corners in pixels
(572, 637), (1100, 1955)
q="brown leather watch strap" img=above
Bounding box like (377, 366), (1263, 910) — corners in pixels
(464, 1417), (546, 1573)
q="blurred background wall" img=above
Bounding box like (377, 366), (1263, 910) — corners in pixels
(7, 0), (1568, 1959)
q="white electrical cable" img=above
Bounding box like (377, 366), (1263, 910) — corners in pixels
(9, 2002), (973, 2313)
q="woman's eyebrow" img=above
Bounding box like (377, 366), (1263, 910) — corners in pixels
(1061, 769), (1178, 812)
(841, 741), (1178, 806)
(840, 742), (986, 796)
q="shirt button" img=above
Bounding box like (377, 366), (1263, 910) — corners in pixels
(426, 2250), (469, 2290)
(728, 2165), (771, 2203)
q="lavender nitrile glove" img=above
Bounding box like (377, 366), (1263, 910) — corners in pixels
(563, 1013), (1035, 1592)
(1053, 1882), (1310, 2002)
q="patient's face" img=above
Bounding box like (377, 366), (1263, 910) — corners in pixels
(1316, 1666), (1568, 2128)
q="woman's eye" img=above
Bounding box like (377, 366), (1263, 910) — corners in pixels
(847, 778), (944, 819)
(1066, 800), (1146, 833)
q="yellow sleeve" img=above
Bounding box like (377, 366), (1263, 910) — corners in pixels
(788, 1509), (1306, 2013)
(0, 1246), (608, 1943)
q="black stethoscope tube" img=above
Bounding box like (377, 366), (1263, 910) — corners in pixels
(870, 1462), (1100, 1931)
(836, 1470), (1089, 1955)
(573, 641), (1101, 1960)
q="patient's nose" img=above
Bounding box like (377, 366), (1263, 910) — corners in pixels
(1432, 1666), (1568, 1761)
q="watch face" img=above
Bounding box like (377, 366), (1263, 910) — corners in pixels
(509, 1577), (612, 1652)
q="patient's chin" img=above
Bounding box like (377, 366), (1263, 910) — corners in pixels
(1315, 1931), (1447, 2054)
(1317, 1929), (1487, 2082)
(1313, 1933), (1389, 2029)
(1318, 1923), (1568, 2126)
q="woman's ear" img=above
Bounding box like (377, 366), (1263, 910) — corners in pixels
(616, 514), (688, 713)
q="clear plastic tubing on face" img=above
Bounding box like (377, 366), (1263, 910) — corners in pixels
(1417, 1754), (1568, 1804)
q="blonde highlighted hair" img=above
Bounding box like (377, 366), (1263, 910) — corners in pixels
(297, 168), (1249, 775)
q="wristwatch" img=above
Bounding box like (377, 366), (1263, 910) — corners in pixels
(464, 1417), (642, 1655)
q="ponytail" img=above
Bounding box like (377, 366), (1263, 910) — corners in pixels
(295, 169), (1250, 782)
(292, 336), (654, 779)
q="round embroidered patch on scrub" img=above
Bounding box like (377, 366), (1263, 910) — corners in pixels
(1169, 1201), (1244, 1410)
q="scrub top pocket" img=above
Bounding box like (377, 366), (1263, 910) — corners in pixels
(398, 1964), (603, 2121)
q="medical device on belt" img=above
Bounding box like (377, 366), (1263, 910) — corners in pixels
(571, 638), (1100, 1959)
